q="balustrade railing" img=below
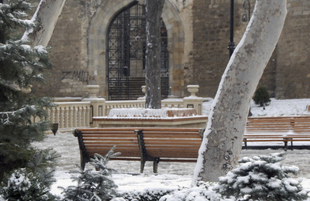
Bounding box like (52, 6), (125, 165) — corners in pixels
(47, 85), (204, 129)
(48, 102), (91, 129)
(105, 100), (145, 115)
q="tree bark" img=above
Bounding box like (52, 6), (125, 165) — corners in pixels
(192, 0), (287, 183)
(22, 0), (66, 46)
(145, 0), (165, 109)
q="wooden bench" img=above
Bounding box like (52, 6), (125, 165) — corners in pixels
(243, 135), (292, 150)
(74, 127), (205, 173)
(246, 117), (292, 133)
(246, 116), (310, 133)
(243, 134), (310, 150)
(244, 116), (310, 150)
(74, 128), (141, 170)
(291, 117), (310, 133)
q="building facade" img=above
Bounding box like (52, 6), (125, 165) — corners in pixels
(35, 0), (310, 100)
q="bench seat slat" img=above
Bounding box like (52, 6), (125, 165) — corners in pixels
(83, 141), (137, 144)
(143, 140), (201, 145)
(141, 134), (201, 138)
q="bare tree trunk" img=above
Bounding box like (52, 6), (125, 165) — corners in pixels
(145, 0), (165, 109)
(22, 0), (67, 46)
(192, 0), (287, 183)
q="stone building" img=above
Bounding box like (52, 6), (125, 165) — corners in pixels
(36, 0), (310, 100)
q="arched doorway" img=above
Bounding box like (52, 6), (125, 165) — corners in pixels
(107, 2), (169, 100)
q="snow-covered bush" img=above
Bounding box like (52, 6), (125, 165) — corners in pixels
(159, 182), (221, 201)
(121, 188), (173, 201)
(0, 168), (56, 201)
(214, 153), (309, 201)
(0, 148), (59, 200)
(60, 146), (121, 201)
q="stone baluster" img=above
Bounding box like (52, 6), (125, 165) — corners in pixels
(50, 107), (55, 123)
(82, 106), (86, 127)
(55, 107), (60, 126)
(183, 85), (203, 115)
(59, 107), (64, 128)
(77, 106), (82, 127)
(64, 107), (68, 128)
(69, 106), (73, 128)
(82, 85), (106, 118)
(73, 107), (77, 127)
(86, 106), (90, 126)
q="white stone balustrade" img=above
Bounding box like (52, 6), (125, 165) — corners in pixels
(47, 102), (91, 128)
(105, 100), (145, 115)
(47, 85), (203, 129)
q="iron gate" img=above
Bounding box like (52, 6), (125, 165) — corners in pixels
(107, 2), (169, 100)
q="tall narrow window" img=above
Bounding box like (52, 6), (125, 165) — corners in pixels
(107, 3), (169, 100)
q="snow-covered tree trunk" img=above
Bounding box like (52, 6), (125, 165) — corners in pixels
(145, 0), (165, 109)
(192, 0), (287, 183)
(22, 0), (66, 46)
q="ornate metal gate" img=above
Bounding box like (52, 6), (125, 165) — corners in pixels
(107, 2), (169, 100)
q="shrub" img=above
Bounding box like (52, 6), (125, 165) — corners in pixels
(253, 87), (271, 107)
(0, 168), (56, 201)
(214, 153), (309, 201)
(159, 182), (220, 201)
(60, 146), (121, 201)
(0, 148), (59, 201)
(121, 188), (173, 201)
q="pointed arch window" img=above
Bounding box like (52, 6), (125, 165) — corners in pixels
(107, 2), (169, 100)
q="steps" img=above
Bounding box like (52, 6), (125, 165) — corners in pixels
(108, 77), (169, 100)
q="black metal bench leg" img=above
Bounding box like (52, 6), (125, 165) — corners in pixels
(244, 138), (247, 150)
(140, 159), (146, 173)
(291, 139), (293, 150)
(81, 151), (86, 170)
(284, 141), (287, 151)
(153, 157), (160, 173)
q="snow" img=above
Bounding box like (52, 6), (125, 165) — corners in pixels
(203, 98), (310, 117)
(30, 98), (310, 200)
(34, 45), (47, 54)
(21, 0), (42, 42)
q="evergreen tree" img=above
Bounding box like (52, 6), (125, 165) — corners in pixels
(61, 146), (121, 201)
(0, 148), (59, 201)
(214, 153), (309, 201)
(253, 87), (271, 107)
(0, 0), (53, 181)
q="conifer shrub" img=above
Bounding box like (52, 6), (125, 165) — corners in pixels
(159, 182), (220, 201)
(0, 148), (59, 201)
(60, 146), (121, 201)
(214, 153), (309, 201)
(121, 188), (173, 201)
(0, 168), (56, 201)
(253, 87), (271, 107)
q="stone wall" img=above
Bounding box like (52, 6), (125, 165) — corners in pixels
(35, 0), (90, 97)
(190, 0), (310, 99)
(35, 0), (310, 100)
(189, 0), (247, 97)
(275, 0), (310, 99)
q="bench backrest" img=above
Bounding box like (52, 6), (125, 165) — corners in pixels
(75, 128), (141, 159)
(136, 128), (203, 159)
(292, 117), (310, 133)
(246, 117), (292, 133)
(246, 116), (310, 134)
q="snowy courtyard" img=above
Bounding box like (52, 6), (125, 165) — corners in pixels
(32, 98), (310, 198)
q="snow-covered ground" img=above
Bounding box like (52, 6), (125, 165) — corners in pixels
(32, 98), (310, 198)
(203, 98), (310, 117)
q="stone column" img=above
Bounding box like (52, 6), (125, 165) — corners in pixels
(137, 85), (146, 100)
(183, 85), (203, 115)
(82, 85), (106, 117)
